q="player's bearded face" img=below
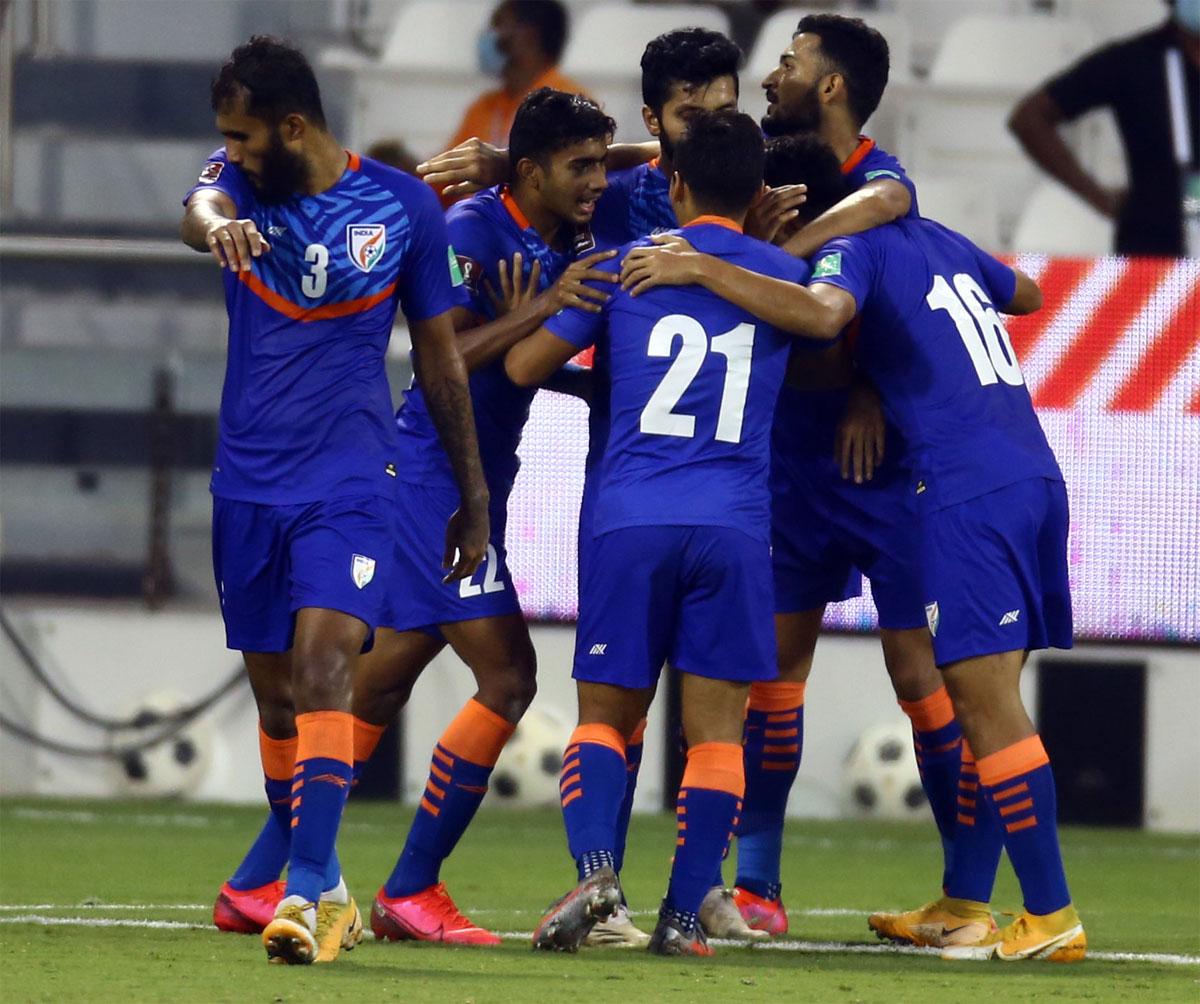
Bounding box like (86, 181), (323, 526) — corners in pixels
(249, 128), (312, 205)
(762, 75), (822, 137)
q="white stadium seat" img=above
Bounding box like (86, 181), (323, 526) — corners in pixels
(560, 2), (731, 141)
(928, 13), (1094, 87)
(913, 175), (1002, 253)
(1011, 182), (1113, 256)
(378, 1), (494, 72)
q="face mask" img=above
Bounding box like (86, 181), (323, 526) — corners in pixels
(477, 28), (506, 77)
(1177, 0), (1200, 33)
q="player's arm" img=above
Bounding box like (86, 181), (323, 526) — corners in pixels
(180, 189), (269, 272)
(453, 249), (618, 371)
(505, 329), (587, 388)
(418, 139), (659, 197)
(409, 311), (490, 581)
(620, 237), (855, 340)
(1004, 268), (1043, 315)
(779, 178), (910, 259)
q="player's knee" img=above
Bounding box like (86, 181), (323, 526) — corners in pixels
(479, 656), (537, 724)
(291, 640), (354, 711)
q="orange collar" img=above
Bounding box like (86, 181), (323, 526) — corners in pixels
(840, 136), (875, 175)
(500, 185), (532, 230)
(648, 156), (662, 172)
(346, 150), (361, 172)
(684, 214), (743, 233)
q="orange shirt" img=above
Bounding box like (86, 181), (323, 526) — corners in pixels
(447, 66), (593, 148)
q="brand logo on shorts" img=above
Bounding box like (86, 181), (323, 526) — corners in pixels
(589, 643), (607, 656)
(999, 609), (1021, 626)
(346, 224), (386, 273)
(351, 554), (376, 589)
(924, 601), (940, 637)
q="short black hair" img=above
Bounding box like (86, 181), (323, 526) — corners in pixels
(508, 88), (615, 170)
(673, 109), (763, 217)
(505, 1), (569, 63)
(211, 35), (326, 127)
(795, 14), (889, 128)
(764, 134), (850, 223)
(641, 27), (742, 113)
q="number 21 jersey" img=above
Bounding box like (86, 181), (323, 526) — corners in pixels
(184, 149), (465, 505)
(546, 218), (809, 542)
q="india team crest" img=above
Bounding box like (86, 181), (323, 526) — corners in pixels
(924, 601), (940, 637)
(351, 554), (376, 590)
(346, 224), (387, 273)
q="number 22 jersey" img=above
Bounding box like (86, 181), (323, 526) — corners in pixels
(184, 148), (465, 505)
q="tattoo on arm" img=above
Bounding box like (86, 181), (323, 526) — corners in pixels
(418, 357), (489, 504)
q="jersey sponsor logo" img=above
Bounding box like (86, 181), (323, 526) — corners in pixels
(916, 479), (927, 495)
(589, 643), (607, 656)
(455, 254), (482, 294)
(924, 601), (940, 637)
(346, 224), (387, 273)
(385, 462), (397, 478)
(267, 224), (288, 237)
(198, 161), (224, 184)
(999, 609), (1021, 626)
(813, 252), (842, 279)
(448, 245), (465, 287)
(351, 553), (377, 589)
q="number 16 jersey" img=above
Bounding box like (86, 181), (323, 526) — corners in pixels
(184, 148), (465, 505)
(545, 217), (808, 543)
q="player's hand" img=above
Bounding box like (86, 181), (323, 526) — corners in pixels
(417, 138), (508, 198)
(544, 248), (619, 314)
(205, 219), (270, 272)
(835, 381), (886, 484)
(442, 497), (490, 583)
(485, 253), (540, 315)
(745, 184), (807, 245)
(619, 234), (703, 297)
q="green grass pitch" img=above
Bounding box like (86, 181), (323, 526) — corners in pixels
(1, 797), (1197, 1002)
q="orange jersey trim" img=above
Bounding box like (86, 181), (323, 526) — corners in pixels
(685, 214), (743, 233)
(346, 150), (362, 172)
(238, 269), (397, 323)
(500, 185), (533, 231)
(841, 136), (876, 175)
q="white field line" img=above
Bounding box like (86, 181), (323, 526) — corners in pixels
(1, 909), (1196, 966)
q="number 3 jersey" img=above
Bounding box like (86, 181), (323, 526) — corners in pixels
(545, 217), (809, 542)
(809, 218), (1063, 510)
(183, 148), (465, 505)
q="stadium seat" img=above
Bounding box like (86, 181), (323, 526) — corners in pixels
(912, 175), (1001, 253)
(1011, 181), (1112, 256)
(560, 2), (731, 140)
(378, 1), (494, 72)
(927, 13), (1094, 87)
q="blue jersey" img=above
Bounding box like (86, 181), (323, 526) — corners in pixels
(809, 218), (1063, 509)
(394, 185), (590, 503)
(184, 149), (463, 504)
(591, 159), (676, 249)
(773, 137), (919, 466)
(547, 219), (808, 543)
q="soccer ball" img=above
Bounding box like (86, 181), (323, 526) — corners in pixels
(489, 705), (572, 808)
(841, 721), (928, 821)
(113, 692), (212, 798)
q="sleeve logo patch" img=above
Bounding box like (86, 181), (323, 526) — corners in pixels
(455, 254), (482, 293)
(813, 252), (842, 278)
(198, 161), (224, 184)
(863, 169), (901, 182)
(448, 245), (465, 287)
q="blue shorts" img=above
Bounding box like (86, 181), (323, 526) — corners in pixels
(385, 481), (520, 634)
(574, 525), (778, 689)
(771, 455), (926, 630)
(212, 495), (393, 653)
(922, 478), (1073, 667)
